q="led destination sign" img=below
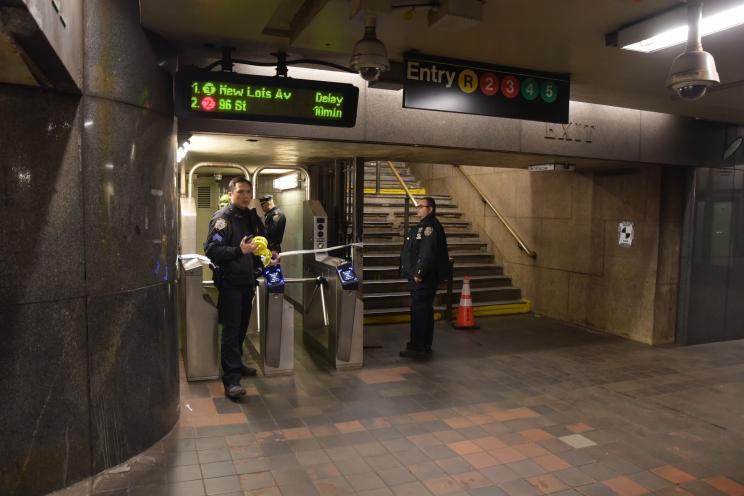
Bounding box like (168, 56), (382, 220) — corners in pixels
(404, 53), (570, 124)
(175, 69), (359, 127)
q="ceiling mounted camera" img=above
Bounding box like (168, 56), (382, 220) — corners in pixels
(666, 2), (719, 102)
(349, 15), (390, 82)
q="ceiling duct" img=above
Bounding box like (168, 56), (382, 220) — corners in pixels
(428, 0), (482, 32)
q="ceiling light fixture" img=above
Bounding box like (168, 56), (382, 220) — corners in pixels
(349, 14), (390, 82)
(666, 2), (719, 101)
(608, 1), (744, 53)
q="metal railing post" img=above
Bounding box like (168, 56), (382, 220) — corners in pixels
(375, 161), (381, 194)
(446, 257), (455, 322)
(386, 161), (418, 208)
(403, 196), (410, 239)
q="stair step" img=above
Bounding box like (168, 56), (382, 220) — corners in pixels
(364, 193), (451, 201)
(364, 240), (487, 253)
(363, 263), (504, 280)
(363, 275), (513, 294)
(363, 231), (478, 239)
(364, 198), (457, 207)
(364, 251), (493, 266)
(362, 286), (522, 309)
(363, 300), (531, 323)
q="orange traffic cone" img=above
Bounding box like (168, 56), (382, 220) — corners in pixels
(453, 276), (479, 330)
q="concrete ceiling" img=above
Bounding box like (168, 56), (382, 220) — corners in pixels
(140, 0), (744, 126)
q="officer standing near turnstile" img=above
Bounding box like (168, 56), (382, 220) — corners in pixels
(205, 177), (266, 398)
(259, 195), (286, 252)
(399, 196), (449, 358)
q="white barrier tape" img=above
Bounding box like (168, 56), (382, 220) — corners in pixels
(180, 242), (363, 269)
(277, 242), (364, 258)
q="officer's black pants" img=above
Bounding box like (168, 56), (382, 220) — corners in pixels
(408, 280), (437, 351)
(218, 282), (254, 387)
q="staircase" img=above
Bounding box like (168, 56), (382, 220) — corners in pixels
(362, 162), (531, 325)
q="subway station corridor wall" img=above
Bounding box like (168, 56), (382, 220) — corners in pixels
(411, 164), (683, 345)
(0, 3), (178, 495)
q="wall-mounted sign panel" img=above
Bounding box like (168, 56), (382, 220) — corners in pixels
(175, 69), (359, 127)
(403, 53), (569, 124)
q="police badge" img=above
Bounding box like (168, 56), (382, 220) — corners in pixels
(424, 227), (433, 236)
(214, 218), (227, 230)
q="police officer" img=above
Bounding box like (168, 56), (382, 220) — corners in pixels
(399, 196), (450, 357)
(205, 177), (266, 398)
(259, 195), (287, 252)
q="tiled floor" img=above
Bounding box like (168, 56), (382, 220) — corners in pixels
(54, 315), (744, 496)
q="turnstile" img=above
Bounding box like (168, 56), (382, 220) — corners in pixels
(178, 260), (219, 381)
(246, 264), (295, 376)
(302, 201), (363, 369)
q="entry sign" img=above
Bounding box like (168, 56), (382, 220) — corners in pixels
(404, 53), (569, 124)
(175, 68), (359, 127)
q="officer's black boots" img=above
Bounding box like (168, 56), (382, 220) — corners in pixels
(241, 365), (257, 377)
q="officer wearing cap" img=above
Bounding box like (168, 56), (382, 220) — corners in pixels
(399, 196), (450, 358)
(205, 177), (266, 399)
(259, 195), (287, 252)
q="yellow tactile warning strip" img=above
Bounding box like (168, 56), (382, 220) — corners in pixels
(363, 188), (427, 195)
(363, 301), (531, 325)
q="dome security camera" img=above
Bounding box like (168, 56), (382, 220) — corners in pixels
(666, 50), (719, 101)
(350, 15), (390, 82)
(665, 2), (719, 102)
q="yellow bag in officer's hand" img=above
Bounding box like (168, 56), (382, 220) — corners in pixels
(251, 236), (273, 267)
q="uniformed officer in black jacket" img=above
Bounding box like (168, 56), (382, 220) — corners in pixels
(259, 195), (287, 252)
(399, 196), (450, 357)
(205, 177), (267, 398)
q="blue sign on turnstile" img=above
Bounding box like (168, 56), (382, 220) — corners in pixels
(264, 264), (285, 293)
(336, 261), (359, 290)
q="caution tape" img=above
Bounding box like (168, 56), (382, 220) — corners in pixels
(277, 242), (364, 258)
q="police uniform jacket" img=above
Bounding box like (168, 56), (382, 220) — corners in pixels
(205, 203), (266, 286)
(400, 214), (450, 284)
(264, 206), (286, 252)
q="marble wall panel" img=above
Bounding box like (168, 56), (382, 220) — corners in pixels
(365, 88), (521, 152)
(540, 218), (604, 275)
(520, 101), (641, 162)
(0, 298), (90, 496)
(0, 85), (85, 305)
(653, 283), (678, 344)
(596, 168), (657, 221)
(531, 267), (570, 320)
(81, 97), (177, 294)
(87, 282), (179, 473)
(640, 111), (724, 167)
(83, 0), (172, 116)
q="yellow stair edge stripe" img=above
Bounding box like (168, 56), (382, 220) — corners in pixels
(363, 301), (531, 325)
(363, 188), (427, 195)
(473, 301), (531, 317)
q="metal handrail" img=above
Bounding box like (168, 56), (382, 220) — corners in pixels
(454, 165), (537, 259)
(386, 160), (418, 207)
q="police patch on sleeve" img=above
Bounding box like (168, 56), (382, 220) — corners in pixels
(424, 227), (433, 236)
(214, 218), (227, 231)
(273, 214), (280, 222)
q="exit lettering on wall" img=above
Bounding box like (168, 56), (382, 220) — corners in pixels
(545, 122), (595, 143)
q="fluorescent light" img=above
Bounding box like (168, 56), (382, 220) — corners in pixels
(176, 140), (191, 163)
(617, 2), (744, 53)
(273, 173), (298, 191)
